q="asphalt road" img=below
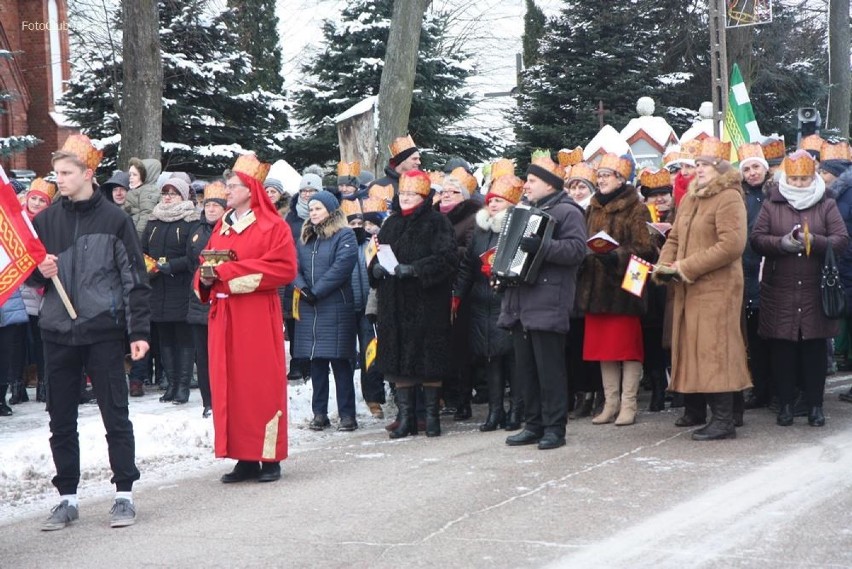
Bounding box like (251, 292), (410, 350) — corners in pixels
(4, 376), (852, 569)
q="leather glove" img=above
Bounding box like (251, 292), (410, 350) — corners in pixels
(372, 263), (390, 280)
(519, 234), (542, 254)
(595, 250), (619, 267)
(395, 264), (417, 279)
(300, 287), (318, 306)
(156, 262), (172, 275)
(780, 231), (804, 254)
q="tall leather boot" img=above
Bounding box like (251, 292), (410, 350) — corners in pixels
(692, 393), (736, 440)
(648, 369), (667, 412)
(592, 362), (621, 424)
(159, 346), (178, 403)
(615, 361), (642, 426)
(423, 386), (442, 437)
(389, 386), (417, 439)
(480, 363), (506, 432)
(171, 347), (194, 405)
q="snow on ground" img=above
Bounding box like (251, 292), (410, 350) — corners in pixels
(0, 370), (391, 525)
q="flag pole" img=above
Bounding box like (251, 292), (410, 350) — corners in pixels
(50, 275), (78, 320)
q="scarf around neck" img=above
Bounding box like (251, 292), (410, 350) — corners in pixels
(151, 200), (201, 223)
(778, 175), (825, 211)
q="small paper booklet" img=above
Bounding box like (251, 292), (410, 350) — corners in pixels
(587, 231), (619, 254)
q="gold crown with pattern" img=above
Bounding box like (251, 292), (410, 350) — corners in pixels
(662, 149), (681, 166)
(638, 168), (672, 189)
(337, 161), (361, 178)
(761, 137), (786, 162)
(232, 153), (271, 183)
(487, 175), (524, 205)
(399, 170), (431, 197)
(361, 196), (388, 213)
(28, 177), (57, 200)
(57, 134), (103, 171)
(566, 162), (597, 185)
(450, 167), (477, 193)
(389, 135), (417, 158)
(491, 158), (515, 179)
(798, 134), (824, 153)
(783, 150), (817, 177)
(557, 147), (584, 167)
(737, 142), (766, 163)
(680, 139), (702, 160)
(203, 181), (227, 202)
(698, 137), (731, 163)
(340, 199), (363, 217)
(821, 141), (852, 161)
(530, 150), (567, 180)
(597, 153), (633, 180)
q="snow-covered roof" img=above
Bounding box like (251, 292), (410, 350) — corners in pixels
(621, 116), (678, 151)
(680, 119), (714, 143)
(333, 96), (377, 124)
(268, 159), (302, 196)
(584, 125), (633, 161)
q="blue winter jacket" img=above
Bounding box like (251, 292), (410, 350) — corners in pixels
(0, 288), (28, 327)
(830, 168), (852, 302)
(293, 210), (358, 360)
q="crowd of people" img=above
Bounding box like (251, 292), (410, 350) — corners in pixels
(3, 127), (852, 530)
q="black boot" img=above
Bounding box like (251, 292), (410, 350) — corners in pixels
(36, 379), (46, 403)
(692, 393), (736, 441)
(8, 382), (27, 405)
(481, 362), (506, 431)
(220, 460), (260, 483)
(592, 390), (605, 416)
(159, 346), (177, 403)
(776, 403), (794, 426)
(808, 406), (826, 427)
(648, 370), (666, 412)
(171, 348), (194, 405)
(505, 400), (524, 431)
(480, 407), (506, 431)
(389, 387), (417, 439)
(0, 385), (12, 416)
(258, 461), (281, 482)
(424, 386), (441, 437)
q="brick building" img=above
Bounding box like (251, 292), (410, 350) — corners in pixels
(0, 0), (73, 176)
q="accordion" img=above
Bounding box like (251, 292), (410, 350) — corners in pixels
(492, 204), (556, 285)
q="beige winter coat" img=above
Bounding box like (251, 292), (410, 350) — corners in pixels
(658, 169), (752, 393)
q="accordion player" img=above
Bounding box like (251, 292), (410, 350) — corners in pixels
(492, 204), (556, 285)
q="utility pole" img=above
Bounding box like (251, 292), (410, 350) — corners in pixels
(708, 0), (728, 138)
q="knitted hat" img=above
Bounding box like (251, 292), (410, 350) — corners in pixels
(162, 178), (190, 201)
(358, 170), (375, 187)
(819, 159), (852, 179)
(363, 212), (385, 227)
(264, 177), (285, 196)
(299, 173), (323, 192)
(443, 156), (472, 174)
(309, 190), (340, 213)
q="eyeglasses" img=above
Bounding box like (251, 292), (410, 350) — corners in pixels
(442, 190), (462, 196)
(299, 188), (318, 194)
(596, 172), (614, 180)
(398, 191), (421, 198)
(225, 183), (247, 191)
(161, 191), (181, 197)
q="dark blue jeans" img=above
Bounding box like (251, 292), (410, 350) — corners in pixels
(310, 358), (355, 419)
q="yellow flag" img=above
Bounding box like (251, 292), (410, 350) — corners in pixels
(621, 255), (652, 298)
(365, 337), (377, 371)
(292, 288), (301, 321)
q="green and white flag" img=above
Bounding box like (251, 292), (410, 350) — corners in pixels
(722, 63), (761, 161)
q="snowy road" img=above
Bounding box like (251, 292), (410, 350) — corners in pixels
(2, 376), (852, 568)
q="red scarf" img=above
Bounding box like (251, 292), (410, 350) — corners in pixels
(673, 172), (694, 207)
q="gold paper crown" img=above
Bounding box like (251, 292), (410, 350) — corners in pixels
(28, 177), (57, 200)
(203, 181), (227, 202)
(698, 137), (731, 163)
(389, 135), (417, 158)
(361, 196), (388, 213)
(450, 167), (477, 193)
(232, 153), (271, 183)
(487, 175), (524, 205)
(783, 151), (817, 177)
(798, 134), (824, 152)
(428, 171), (445, 187)
(662, 150), (681, 166)
(761, 137), (786, 161)
(340, 199), (363, 217)
(737, 142), (766, 163)
(58, 134), (103, 171)
(821, 141), (852, 161)
(681, 139), (702, 160)
(491, 158), (515, 179)
(369, 183), (395, 201)
(399, 170), (431, 197)
(337, 161), (361, 178)
(530, 155), (567, 180)
(597, 153), (633, 180)
(639, 168), (672, 189)
(566, 162), (597, 185)
(557, 147), (584, 167)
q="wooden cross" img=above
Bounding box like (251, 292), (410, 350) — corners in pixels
(595, 100), (610, 128)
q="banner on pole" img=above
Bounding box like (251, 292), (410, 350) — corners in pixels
(722, 63), (762, 163)
(0, 165), (47, 307)
(726, 0), (773, 28)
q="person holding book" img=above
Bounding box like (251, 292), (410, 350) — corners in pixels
(576, 153), (654, 427)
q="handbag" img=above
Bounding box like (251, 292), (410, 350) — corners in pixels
(820, 242), (846, 319)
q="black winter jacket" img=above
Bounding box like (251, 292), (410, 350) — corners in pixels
(142, 210), (199, 322)
(29, 191), (151, 345)
(186, 217), (214, 326)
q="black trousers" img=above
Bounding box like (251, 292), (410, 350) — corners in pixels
(770, 338), (827, 406)
(745, 308), (772, 402)
(0, 323), (26, 387)
(513, 325), (568, 437)
(566, 318), (602, 393)
(26, 315), (45, 382)
(191, 324), (212, 408)
(45, 340), (140, 494)
(285, 317), (310, 376)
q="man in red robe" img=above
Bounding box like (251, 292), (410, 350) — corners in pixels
(196, 154), (297, 483)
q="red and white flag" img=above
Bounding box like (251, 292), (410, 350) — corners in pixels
(0, 165), (47, 306)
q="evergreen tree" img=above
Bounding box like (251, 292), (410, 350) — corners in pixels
(291, 0), (494, 170)
(522, 0), (546, 68)
(222, 0), (284, 92)
(0, 51), (41, 158)
(61, 0), (290, 176)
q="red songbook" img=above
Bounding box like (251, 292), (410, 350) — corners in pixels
(586, 231), (619, 254)
(479, 246), (497, 278)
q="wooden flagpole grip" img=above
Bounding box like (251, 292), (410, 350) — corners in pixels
(50, 275), (78, 320)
